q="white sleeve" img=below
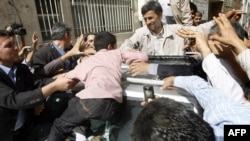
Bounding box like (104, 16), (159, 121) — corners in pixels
(236, 49), (250, 79)
(202, 53), (245, 102)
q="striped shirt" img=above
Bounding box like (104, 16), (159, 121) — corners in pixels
(174, 76), (250, 141)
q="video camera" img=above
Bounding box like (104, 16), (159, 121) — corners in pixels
(9, 23), (27, 35)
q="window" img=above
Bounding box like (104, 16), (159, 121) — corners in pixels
(35, 0), (133, 41)
(225, 0), (232, 7)
(35, 0), (62, 41)
(70, 0), (133, 36)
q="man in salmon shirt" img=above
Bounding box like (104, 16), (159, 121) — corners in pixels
(48, 31), (148, 141)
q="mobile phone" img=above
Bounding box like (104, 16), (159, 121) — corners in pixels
(143, 85), (155, 103)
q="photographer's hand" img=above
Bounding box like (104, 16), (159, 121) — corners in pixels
(32, 31), (39, 47)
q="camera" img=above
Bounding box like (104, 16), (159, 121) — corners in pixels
(9, 23), (27, 35)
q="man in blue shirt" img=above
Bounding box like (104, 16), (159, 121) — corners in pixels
(132, 75), (250, 141)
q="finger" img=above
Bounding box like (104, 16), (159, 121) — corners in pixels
(160, 85), (174, 90)
(140, 101), (147, 107)
(160, 79), (169, 90)
(177, 28), (190, 35)
(214, 43), (224, 52)
(147, 98), (154, 103)
(130, 62), (136, 67)
(220, 14), (230, 27)
(77, 52), (85, 56)
(210, 34), (227, 44)
(131, 71), (137, 76)
(182, 28), (196, 34)
(234, 10), (245, 15)
(213, 15), (223, 29)
(128, 65), (133, 71)
(182, 44), (191, 50)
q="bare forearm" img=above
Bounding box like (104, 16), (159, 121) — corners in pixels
(61, 51), (73, 62)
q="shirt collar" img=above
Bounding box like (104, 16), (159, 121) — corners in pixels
(52, 42), (66, 56)
(0, 64), (17, 75)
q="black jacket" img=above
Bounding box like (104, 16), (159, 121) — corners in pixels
(0, 63), (45, 141)
(32, 42), (79, 80)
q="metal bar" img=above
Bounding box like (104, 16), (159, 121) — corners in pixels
(44, 0), (52, 33)
(77, 0), (81, 35)
(100, 0), (105, 31)
(79, 0), (84, 35)
(111, 0), (114, 32)
(121, 0), (125, 31)
(54, 0), (60, 22)
(83, 0), (88, 33)
(87, 0), (91, 33)
(117, 0), (121, 31)
(39, 0), (47, 35)
(95, 0), (99, 32)
(72, 0), (78, 36)
(49, 0), (55, 23)
(93, 0), (98, 32)
(106, 0), (109, 31)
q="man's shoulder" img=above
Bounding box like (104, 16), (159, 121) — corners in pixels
(35, 42), (55, 55)
(135, 26), (150, 34)
(39, 42), (53, 51)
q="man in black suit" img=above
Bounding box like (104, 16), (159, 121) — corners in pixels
(32, 22), (86, 121)
(0, 30), (76, 141)
(33, 22), (83, 80)
(32, 22), (95, 140)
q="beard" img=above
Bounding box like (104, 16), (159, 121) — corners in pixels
(147, 20), (162, 33)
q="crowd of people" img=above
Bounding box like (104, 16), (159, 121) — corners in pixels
(1, 0), (250, 141)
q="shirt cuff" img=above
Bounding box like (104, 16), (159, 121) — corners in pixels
(148, 63), (159, 75)
(22, 59), (31, 67)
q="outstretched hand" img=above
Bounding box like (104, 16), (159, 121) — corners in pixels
(70, 34), (86, 56)
(129, 62), (149, 76)
(32, 31), (39, 45)
(211, 14), (247, 55)
(177, 28), (211, 58)
(224, 9), (245, 21)
(160, 76), (176, 90)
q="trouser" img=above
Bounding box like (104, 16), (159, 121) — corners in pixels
(47, 97), (120, 141)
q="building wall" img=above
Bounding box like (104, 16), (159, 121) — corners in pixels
(223, 0), (242, 12)
(0, 0), (40, 46)
(192, 0), (209, 21)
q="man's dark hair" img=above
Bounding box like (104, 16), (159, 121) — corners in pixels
(131, 98), (215, 141)
(94, 31), (116, 51)
(190, 2), (197, 13)
(84, 33), (96, 42)
(51, 22), (71, 40)
(194, 11), (203, 17)
(209, 21), (247, 40)
(141, 1), (163, 16)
